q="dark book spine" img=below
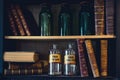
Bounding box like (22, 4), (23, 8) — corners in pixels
(94, 0), (105, 35)
(77, 39), (89, 77)
(105, 0), (114, 35)
(7, 11), (18, 36)
(15, 5), (31, 36)
(100, 40), (108, 76)
(85, 40), (100, 77)
(8, 61), (42, 70)
(4, 69), (42, 75)
(10, 5), (25, 36)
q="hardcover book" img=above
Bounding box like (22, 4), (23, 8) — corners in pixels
(100, 40), (108, 76)
(85, 40), (100, 77)
(4, 69), (42, 75)
(105, 0), (114, 35)
(77, 39), (89, 77)
(94, 0), (105, 35)
(10, 4), (26, 36)
(4, 51), (39, 62)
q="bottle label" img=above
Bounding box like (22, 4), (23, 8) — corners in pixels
(49, 54), (61, 63)
(64, 55), (76, 64)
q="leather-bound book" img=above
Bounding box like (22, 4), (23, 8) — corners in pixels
(100, 40), (108, 76)
(4, 69), (42, 75)
(94, 0), (105, 35)
(85, 40), (100, 77)
(77, 39), (89, 77)
(15, 5), (31, 36)
(105, 0), (114, 35)
(10, 4), (26, 36)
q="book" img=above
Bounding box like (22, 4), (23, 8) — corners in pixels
(100, 40), (108, 76)
(7, 9), (18, 36)
(85, 40), (100, 77)
(10, 4), (26, 36)
(105, 0), (114, 35)
(77, 39), (89, 77)
(15, 5), (31, 36)
(7, 60), (48, 70)
(4, 51), (39, 62)
(94, 0), (105, 35)
(21, 5), (40, 36)
(4, 69), (42, 75)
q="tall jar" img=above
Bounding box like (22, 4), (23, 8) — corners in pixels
(64, 44), (76, 75)
(49, 44), (62, 75)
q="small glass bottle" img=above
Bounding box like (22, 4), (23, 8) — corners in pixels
(58, 3), (72, 36)
(49, 44), (62, 75)
(39, 3), (53, 36)
(64, 44), (76, 75)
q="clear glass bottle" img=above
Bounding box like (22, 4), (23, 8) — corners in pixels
(58, 3), (72, 36)
(64, 44), (76, 75)
(39, 3), (53, 36)
(49, 44), (62, 75)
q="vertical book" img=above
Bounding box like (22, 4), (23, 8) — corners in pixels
(100, 40), (108, 76)
(105, 0), (114, 35)
(94, 0), (105, 35)
(77, 39), (89, 77)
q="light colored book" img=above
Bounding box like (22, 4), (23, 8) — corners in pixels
(4, 51), (39, 62)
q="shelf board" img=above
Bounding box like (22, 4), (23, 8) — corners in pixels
(5, 35), (116, 40)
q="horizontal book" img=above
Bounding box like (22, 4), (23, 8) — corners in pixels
(4, 69), (42, 75)
(4, 51), (39, 62)
(7, 60), (48, 70)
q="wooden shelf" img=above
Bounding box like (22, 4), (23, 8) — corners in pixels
(5, 35), (116, 40)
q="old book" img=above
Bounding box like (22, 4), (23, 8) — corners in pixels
(105, 0), (114, 35)
(94, 0), (105, 35)
(4, 69), (42, 75)
(20, 6), (40, 36)
(77, 39), (89, 77)
(7, 9), (18, 36)
(4, 51), (39, 62)
(10, 4), (26, 36)
(7, 60), (48, 70)
(15, 5), (31, 36)
(100, 40), (108, 76)
(85, 40), (100, 77)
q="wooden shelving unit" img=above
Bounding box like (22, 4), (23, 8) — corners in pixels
(5, 35), (116, 40)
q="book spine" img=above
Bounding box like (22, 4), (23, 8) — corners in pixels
(85, 40), (100, 77)
(8, 62), (42, 70)
(105, 0), (114, 35)
(101, 40), (108, 76)
(4, 69), (42, 75)
(94, 0), (105, 35)
(77, 39), (89, 77)
(7, 10), (18, 36)
(10, 5), (25, 36)
(15, 5), (31, 36)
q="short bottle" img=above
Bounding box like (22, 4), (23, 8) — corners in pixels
(49, 44), (62, 75)
(64, 44), (76, 75)
(39, 3), (53, 36)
